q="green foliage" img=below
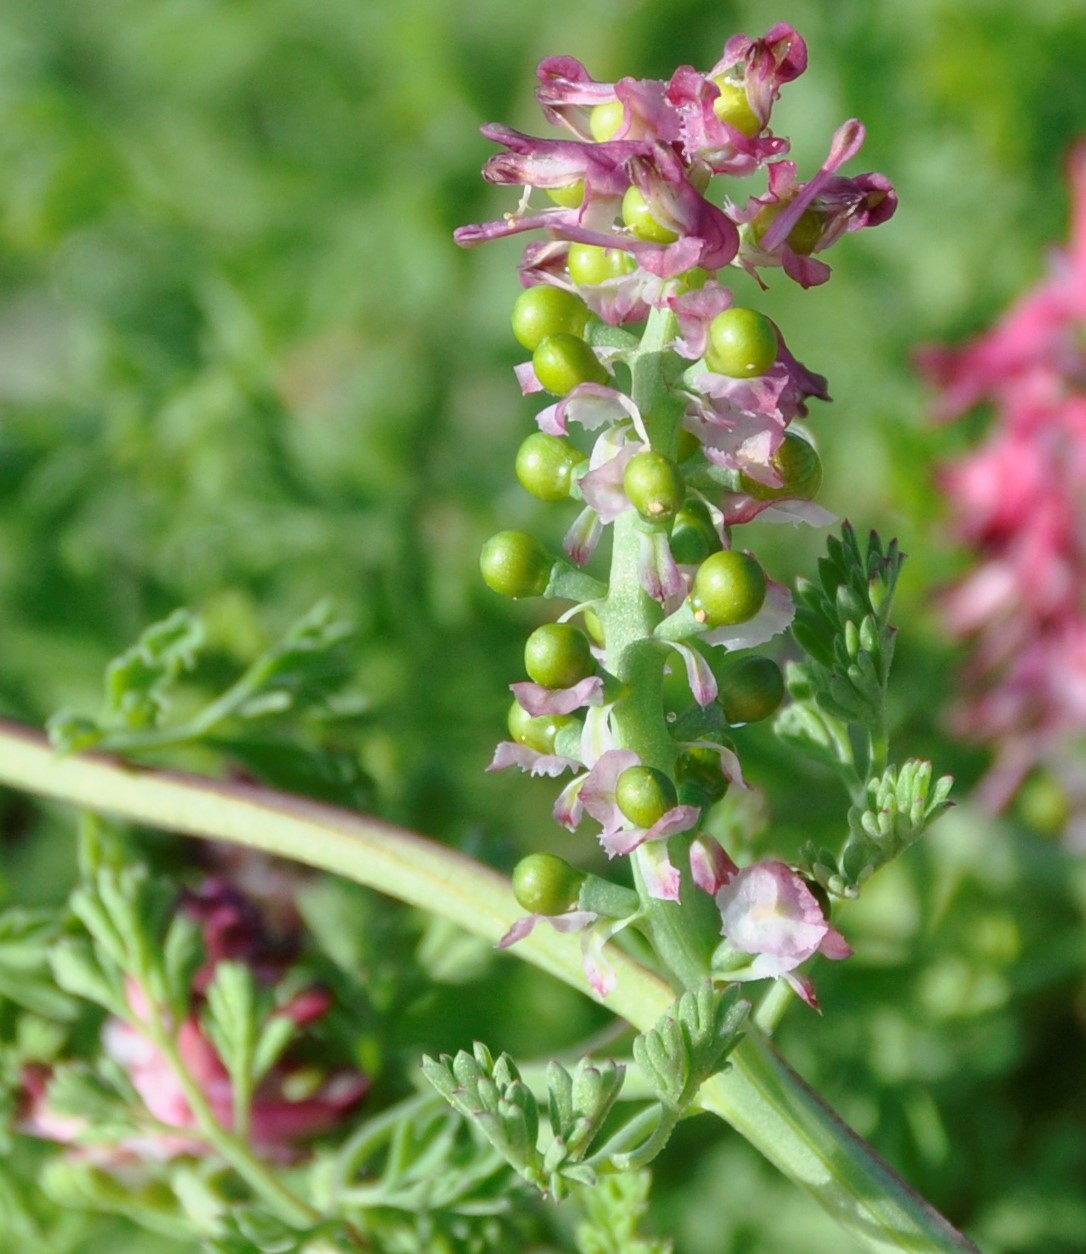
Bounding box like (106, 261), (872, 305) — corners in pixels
(804, 760), (956, 898)
(786, 524), (902, 735)
(631, 983), (748, 1112)
(575, 1170), (672, 1254)
(0, 909), (79, 1020)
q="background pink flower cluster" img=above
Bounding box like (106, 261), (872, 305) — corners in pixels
(919, 144), (1086, 826)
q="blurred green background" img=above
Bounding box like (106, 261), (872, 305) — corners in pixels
(2, 0), (1086, 1250)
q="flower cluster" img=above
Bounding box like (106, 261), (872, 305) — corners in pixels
(919, 144), (1086, 826)
(22, 878), (369, 1163)
(463, 27), (894, 1002)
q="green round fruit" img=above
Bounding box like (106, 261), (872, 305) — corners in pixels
(511, 286), (590, 351)
(515, 432), (587, 502)
(621, 186), (679, 244)
(704, 307), (778, 378)
(615, 765), (679, 829)
(480, 531), (554, 598)
(711, 76), (761, 136)
(524, 622), (595, 689)
(507, 701), (579, 754)
(623, 451), (684, 522)
(750, 199), (823, 257)
(567, 243), (638, 286)
(533, 333), (609, 395)
(718, 655), (785, 724)
(589, 100), (626, 141)
(738, 431), (823, 502)
(669, 500), (719, 565)
(546, 180), (585, 208)
(513, 853), (586, 916)
(676, 744), (731, 807)
(690, 550), (767, 627)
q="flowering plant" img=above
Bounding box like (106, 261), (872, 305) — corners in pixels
(0, 22), (980, 1254)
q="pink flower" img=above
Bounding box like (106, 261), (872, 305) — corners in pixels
(711, 860), (851, 1008)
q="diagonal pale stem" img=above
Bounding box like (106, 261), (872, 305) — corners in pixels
(0, 718), (977, 1253)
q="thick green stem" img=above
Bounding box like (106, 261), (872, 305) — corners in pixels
(600, 302), (718, 990)
(0, 729), (979, 1253)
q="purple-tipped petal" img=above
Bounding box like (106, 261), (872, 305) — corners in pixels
(670, 643), (718, 706)
(690, 836), (739, 894)
(510, 676), (604, 716)
(487, 741), (582, 777)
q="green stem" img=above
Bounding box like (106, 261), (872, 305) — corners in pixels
(0, 720), (979, 1252)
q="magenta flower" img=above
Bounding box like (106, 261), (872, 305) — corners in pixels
(919, 144), (1086, 819)
(730, 120), (897, 288)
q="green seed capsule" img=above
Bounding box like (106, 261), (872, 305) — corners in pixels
(623, 451), (685, 522)
(621, 186), (679, 244)
(690, 550), (767, 627)
(704, 307), (778, 378)
(513, 853), (586, 916)
(750, 198), (823, 257)
(546, 180), (585, 208)
(568, 243), (637, 286)
(480, 531), (554, 598)
(710, 75), (761, 137)
(524, 622), (595, 689)
(676, 745), (731, 808)
(589, 100), (626, 142)
(533, 333), (609, 395)
(507, 701), (578, 754)
(718, 654), (785, 724)
(615, 765), (678, 829)
(670, 500), (719, 566)
(738, 431), (823, 502)
(515, 432), (588, 502)
(512, 286), (590, 351)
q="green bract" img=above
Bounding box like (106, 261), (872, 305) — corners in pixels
(739, 431), (823, 501)
(615, 765), (679, 829)
(718, 655), (785, 724)
(507, 701), (578, 755)
(704, 307), (778, 378)
(512, 286), (590, 351)
(533, 334), (609, 395)
(690, 551), (767, 627)
(515, 432), (587, 502)
(621, 186), (679, 244)
(480, 531), (554, 598)
(524, 623), (595, 689)
(623, 451), (685, 522)
(567, 243), (637, 286)
(583, 607), (605, 646)
(512, 853), (586, 916)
